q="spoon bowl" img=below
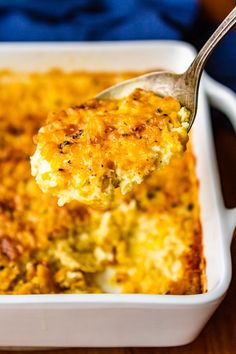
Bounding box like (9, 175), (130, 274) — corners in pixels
(97, 70), (196, 131)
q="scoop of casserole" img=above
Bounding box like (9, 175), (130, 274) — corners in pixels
(31, 88), (190, 209)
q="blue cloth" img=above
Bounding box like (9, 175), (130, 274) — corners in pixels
(191, 15), (236, 92)
(207, 33), (236, 91)
(0, 0), (197, 41)
(0, 0), (235, 91)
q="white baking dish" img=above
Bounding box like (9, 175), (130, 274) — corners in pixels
(0, 41), (235, 348)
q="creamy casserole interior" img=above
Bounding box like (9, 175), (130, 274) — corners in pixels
(0, 70), (205, 294)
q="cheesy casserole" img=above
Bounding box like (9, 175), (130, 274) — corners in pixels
(0, 70), (205, 295)
(31, 89), (190, 209)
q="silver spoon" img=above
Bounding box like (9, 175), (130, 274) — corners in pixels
(96, 7), (236, 131)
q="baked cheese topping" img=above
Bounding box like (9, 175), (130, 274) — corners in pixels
(0, 70), (204, 295)
(31, 89), (190, 209)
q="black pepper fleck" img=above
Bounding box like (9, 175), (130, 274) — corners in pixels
(187, 203), (194, 211)
(121, 133), (130, 137)
(147, 191), (155, 199)
(72, 130), (83, 139)
(58, 140), (71, 151)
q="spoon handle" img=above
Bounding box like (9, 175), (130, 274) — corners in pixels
(186, 6), (236, 83)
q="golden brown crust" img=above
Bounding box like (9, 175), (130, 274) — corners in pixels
(31, 89), (190, 209)
(0, 70), (204, 295)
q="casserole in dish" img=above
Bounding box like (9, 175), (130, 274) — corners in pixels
(0, 68), (203, 296)
(0, 41), (235, 347)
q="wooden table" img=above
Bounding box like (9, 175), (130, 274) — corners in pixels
(1, 109), (235, 354)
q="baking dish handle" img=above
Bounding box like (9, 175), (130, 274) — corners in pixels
(203, 74), (236, 240)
